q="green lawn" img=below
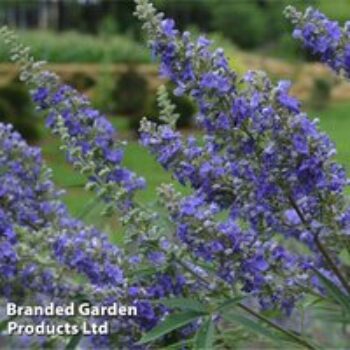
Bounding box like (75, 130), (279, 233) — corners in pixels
(38, 102), (350, 230)
(311, 102), (350, 174)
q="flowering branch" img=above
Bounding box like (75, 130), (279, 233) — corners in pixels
(135, 0), (350, 301)
(285, 6), (350, 78)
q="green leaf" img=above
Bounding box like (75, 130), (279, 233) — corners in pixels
(302, 296), (326, 309)
(316, 314), (350, 323)
(339, 248), (350, 266)
(65, 333), (82, 350)
(138, 311), (205, 345)
(133, 267), (158, 278)
(216, 296), (244, 311)
(316, 271), (350, 313)
(221, 312), (281, 342)
(0, 318), (12, 333)
(218, 329), (248, 348)
(195, 260), (217, 273)
(159, 338), (194, 350)
(221, 312), (318, 349)
(156, 298), (207, 313)
(194, 317), (215, 350)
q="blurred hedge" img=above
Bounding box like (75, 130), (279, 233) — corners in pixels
(0, 81), (39, 141)
(113, 68), (149, 117)
(0, 30), (151, 64)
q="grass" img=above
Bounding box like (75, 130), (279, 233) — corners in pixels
(310, 102), (350, 174)
(37, 102), (350, 230)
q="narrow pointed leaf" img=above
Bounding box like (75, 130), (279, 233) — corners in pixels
(317, 315), (350, 323)
(0, 316), (17, 333)
(194, 318), (215, 350)
(221, 312), (281, 341)
(157, 298), (207, 313)
(160, 338), (194, 350)
(221, 312), (316, 349)
(65, 333), (82, 350)
(316, 271), (350, 312)
(216, 296), (244, 311)
(0, 318), (10, 333)
(138, 311), (205, 345)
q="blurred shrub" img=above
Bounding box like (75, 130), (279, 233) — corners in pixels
(211, 1), (268, 49)
(167, 88), (196, 128)
(93, 66), (116, 114)
(209, 0), (308, 52)
(154, 0), (213, 33)
(66, 72), (96, 91)
(0, 82), (39, 141)
(113, 68), (149, 119)
(266, 33), (305, 61)
(146, 82), (196, 128)
(0, 30), (151, 63)
(309, 78), (332, 110)
(112, 69), (196, 131)
(99, 15), (120, 37)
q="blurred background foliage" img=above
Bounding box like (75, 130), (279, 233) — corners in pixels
(0, 30), (151, 63)
(0, 0), (350, 217)
(0, 0), (349, 62)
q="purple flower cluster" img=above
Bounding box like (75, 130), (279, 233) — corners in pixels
(31, 78), (145, 210)
(285, 6), (350, 77)
(53, 226), (124, 286)
(136, 0), (350, 307)
(130, 271), (187, 332)
(0, 123), (59, 294)
(0, 121), (129, 290)
(159, 185), (309, 313)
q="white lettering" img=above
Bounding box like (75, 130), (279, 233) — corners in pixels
(6, 303), (17, 316)
(7, 321), (17, 334)
(78, 302), (90, 316)
(128, 306), (138, 316)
